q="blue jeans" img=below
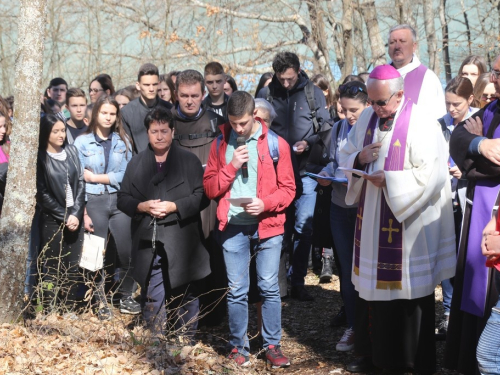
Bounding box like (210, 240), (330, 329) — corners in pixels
(441, 278), (453, 315)
(477, 298), (500, 374)
(291, 176), (317, 287)
(221, 224), (282, 356)
(330, 203), (358, 329)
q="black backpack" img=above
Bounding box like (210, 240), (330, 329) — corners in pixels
(264, 80), (320, 133)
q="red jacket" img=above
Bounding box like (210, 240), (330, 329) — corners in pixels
(203, 120), (296, 239)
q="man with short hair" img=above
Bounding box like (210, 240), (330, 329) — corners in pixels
(65, 88), (88, 144)
(388, 24), (445, 119)
(203, 61), (228, 120)
(121, 63), (173, 153)
(46, 77), (68, 104)
(257, 51), (330, 301)
(339, 65), (455, 374)
(204, 91), (295, 368)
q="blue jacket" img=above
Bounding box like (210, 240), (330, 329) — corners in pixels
(73, 132), (132, 197)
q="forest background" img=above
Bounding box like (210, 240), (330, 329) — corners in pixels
(0, 0), (497, 96)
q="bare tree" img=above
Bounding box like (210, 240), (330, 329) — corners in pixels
(0, 0), (46, 322)
(359, 0), (386, 68)
(439, 0), (451, 81)
(423, 0), (439, 76)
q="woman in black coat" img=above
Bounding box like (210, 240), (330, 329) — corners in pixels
(117, 107), (210, 340)
(36, 114), (85, 312)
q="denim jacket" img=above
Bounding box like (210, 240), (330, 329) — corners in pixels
(73, 132), (132, 198)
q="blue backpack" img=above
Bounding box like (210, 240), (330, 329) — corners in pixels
(216, 129), (280, 166)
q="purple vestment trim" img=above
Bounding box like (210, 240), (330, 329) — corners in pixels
(461, 101), (499, 316)
(403, 64), (427, 105)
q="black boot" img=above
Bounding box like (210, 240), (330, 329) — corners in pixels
(319, 255), (333, 283)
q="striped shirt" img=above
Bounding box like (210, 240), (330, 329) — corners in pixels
(47, 149), (74, 208)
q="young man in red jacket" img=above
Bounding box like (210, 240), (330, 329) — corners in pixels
(204, 91), (295, 368)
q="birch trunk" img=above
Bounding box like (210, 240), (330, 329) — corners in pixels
(439, 0), (452, 81)
(341, 0), (354, 80)
(359, 0), (386, 68)
(0, 0), (46, 322)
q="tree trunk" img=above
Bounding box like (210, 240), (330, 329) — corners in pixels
(306, 0), (333, 82)
(341, 0), (354, 80)
(353, 7), (367, 73)
(0, 0), (46, 323)
(396, 0), (416, 27)
(359, 0), (386, 68)
(439, 0), (451, 81)
(461, 0), (472, 55)
(423, 0), (439, 76)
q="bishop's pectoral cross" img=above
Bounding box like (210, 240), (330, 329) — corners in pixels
(382, 218), (399, 243)
(357, 207), (363, 230)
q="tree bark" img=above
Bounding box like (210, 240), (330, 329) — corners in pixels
(439, 0), (451, 81)
(353, 7), (367, 74)
(359, 0), (386, 68)
(423, 0), (439, 76)
(0, 0), (46, 323)
(341, 0), (354, 80)
(306, 0), (334, 82)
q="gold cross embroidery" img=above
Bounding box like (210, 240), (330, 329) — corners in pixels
(356, 207), (363, 230)
(382, 218), (399, 243)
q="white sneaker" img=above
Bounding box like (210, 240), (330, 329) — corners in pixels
(336, 327), (355, 351)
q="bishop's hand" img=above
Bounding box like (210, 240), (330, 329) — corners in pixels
(363, 170), (386, 188)
(358, 142), (382, 166)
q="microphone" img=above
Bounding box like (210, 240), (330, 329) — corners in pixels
(236, 136), (248, 178)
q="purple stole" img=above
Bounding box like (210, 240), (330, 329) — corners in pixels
(460, 100), (499, 317)
(402, 64), (427, 104)
(353, 100), (414, 289)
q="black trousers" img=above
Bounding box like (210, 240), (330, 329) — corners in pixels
(39, 212), (84, 312)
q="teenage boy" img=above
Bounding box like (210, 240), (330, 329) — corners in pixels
(65, 88), (88, 144)
(204, 91), (295, 368)
(202, 62), (228, 120)
(122, 63), (173, 153)
(46, 77), (68, 104)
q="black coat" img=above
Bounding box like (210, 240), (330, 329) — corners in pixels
(36, 144), (85, 222)
(117, 142), (210, 290)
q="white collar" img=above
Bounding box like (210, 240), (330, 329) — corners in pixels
(393, 54), (421, 76)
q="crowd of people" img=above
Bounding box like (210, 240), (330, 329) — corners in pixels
(2, 22), (500, 373)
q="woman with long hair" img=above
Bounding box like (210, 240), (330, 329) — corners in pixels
(89, 74), (115, 104)
(473, 73), (497, 108)
(254, 72), (273, 97)
(317, 81), (369, 352)
(158, 74), (176, 104)
(458, 55), (487, 86)
(113, 88), (134, 109)
(73, 95), (137, 320)
(311, 74), (335, 120)
(37, 114), (85, 312)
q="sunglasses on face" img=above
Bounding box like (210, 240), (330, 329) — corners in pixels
(339, 84), (367, 96)
(369, 92), (396, 107)
(89, 88), (104, 94)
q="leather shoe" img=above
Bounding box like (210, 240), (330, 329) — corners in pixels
(347, 357), (376, 373)
(290, 286), (314, 301)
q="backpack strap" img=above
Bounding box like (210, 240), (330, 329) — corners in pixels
(267, 129), (280, 164)
(305, 81), (320, 134)
(216, 134), (223, 155)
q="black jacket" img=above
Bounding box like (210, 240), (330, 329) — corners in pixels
(121, 97), (173, 154)
(257, 71), (330, 173)
(36, 144), (85, 222)
(202, 94), (229, 121)
(117, 143), (210, 290)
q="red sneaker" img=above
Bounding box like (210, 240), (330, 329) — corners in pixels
(228, 348), (250, 367)
(265, 345), (290, 368)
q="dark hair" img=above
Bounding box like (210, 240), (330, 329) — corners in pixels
(458, 55), (487, 78)
(168, 70), (181, 78)
(90, 74), (115, 95)
(255, 72), (273, 97)
(0, 97), (11, 156)
(138, 63), (159, 81)
(159, 74), (176, 103)
(144, 106), (174, 130)
(175, 69), (205, 92)
(358, 72), (370, 83)
(225, 75), (238, 95)
(342, 74), (364, 84)
(39, 114), (63, 151)
(48, 77), (68, 89)
(66, 87), (87, 105)
(88, 95), (133, 153)
(472, 73), (492, 108)
(42, 98), (61, 114)
(338, 81), (368, 104)
(124, 85), (140, 99)
(445, 76), (474, 100)
(113, 87), (135, 102)
(204, 61), (225, 76)
(272, 52), (300, 74)
(311, 74), (334, 107)
(227, 91), (255, 117)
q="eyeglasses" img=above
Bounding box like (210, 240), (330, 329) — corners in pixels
(339, 84), (366, 96)
(482, 93), (496, 101)
(369, 92), (396, 107)
(490, 70), (500, 80)
(89, 88), (104, 94)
